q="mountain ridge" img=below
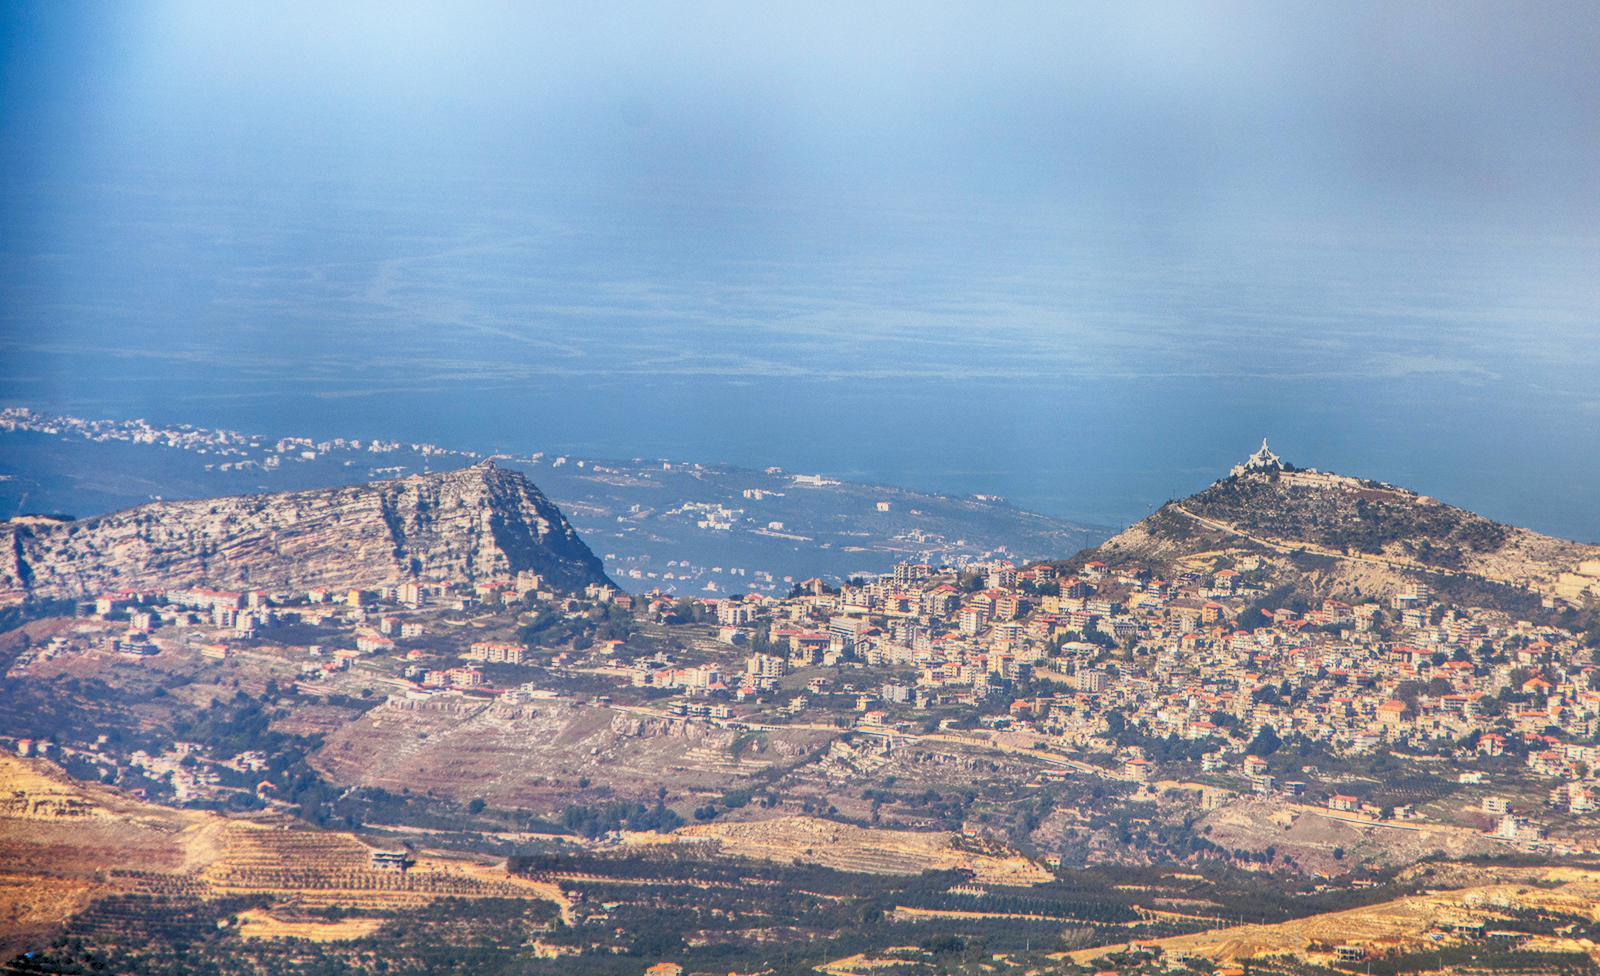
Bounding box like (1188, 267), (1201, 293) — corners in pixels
(0, 460), (612, 599)
(0, 409), (1109, 588)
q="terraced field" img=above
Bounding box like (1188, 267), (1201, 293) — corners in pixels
(631, 814), (1053, 885)
(0, 755), (563, 953)
(1067, 866), (1600, 968)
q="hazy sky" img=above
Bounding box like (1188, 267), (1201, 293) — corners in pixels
(2, 2), (1598, 538)
(8, 2), (1596, 205)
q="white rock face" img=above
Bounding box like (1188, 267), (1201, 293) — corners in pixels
(0, 461), (612, 597)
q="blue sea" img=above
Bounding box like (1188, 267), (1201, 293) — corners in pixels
(2, 4), (1597, 542)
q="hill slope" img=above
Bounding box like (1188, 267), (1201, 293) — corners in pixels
(0, 460), (612, 599)
(0, 754), (564, 957)
(1082, 467), (1600, 613)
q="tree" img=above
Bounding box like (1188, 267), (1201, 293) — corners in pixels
(1235, 607), (1267, 631)
(1246, 727), (1281, 757)
(924, 935), (965, 955)
(1082, 628), (1117, 649)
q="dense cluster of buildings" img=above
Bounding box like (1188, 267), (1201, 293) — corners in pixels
(623, 553), (1598, 802)
(48, 571), (629, 692)
(45, 502), (1600, 796)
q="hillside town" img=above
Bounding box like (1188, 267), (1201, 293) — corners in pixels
(21, 516), (1600, 854)
(622, 553), (1600, 793)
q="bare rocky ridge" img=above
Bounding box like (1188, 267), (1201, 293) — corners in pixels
(0, 460), (612, 598)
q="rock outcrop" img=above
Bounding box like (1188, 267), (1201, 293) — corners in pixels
(0, 460), (613, 598)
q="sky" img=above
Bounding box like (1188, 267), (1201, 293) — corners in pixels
(2, 1), (1598, 540)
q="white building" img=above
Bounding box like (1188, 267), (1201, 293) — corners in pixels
(1230, 439), (1283, 477)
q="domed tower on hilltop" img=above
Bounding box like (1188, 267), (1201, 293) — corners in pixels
(1230, 439), (1282, 477)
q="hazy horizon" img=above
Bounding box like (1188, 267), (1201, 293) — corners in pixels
(3, 2), (1598, 541)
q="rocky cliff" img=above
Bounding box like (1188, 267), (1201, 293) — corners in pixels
(0, 460), (613, 598)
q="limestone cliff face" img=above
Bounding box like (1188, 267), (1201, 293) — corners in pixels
(0, 461), (612, 598)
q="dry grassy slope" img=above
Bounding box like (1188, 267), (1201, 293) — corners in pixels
(0, 755), (230, 955)
(0, 754), (559, 955)
(312, 696), (834, 806)
(1198, 799), (1505, 876)
(1084, 470), (1599, 605)
(0, 754), (229, 872)
(1067, 866), (1600, 966)
(628, 814), (1052, 886)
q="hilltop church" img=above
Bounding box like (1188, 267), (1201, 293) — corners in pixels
(1230, 439), (1283, 477)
